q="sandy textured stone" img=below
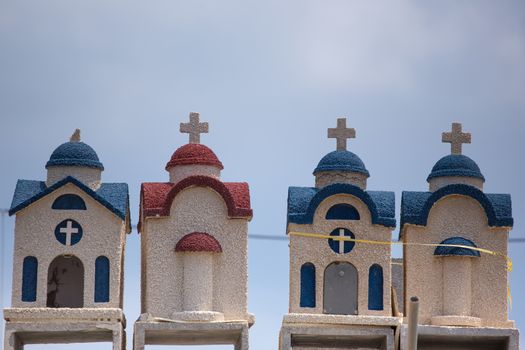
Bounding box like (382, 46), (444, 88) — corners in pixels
(280, 322), (395, 350)
(133, 319), (249, 350)
(141, 186), (250, 321)
(315, 171), (367, 189)
(169, 164), (220, 184)
(402, 195), (512, 328)
(399, 324), (519, 350)
(11, 183), (127, 309)
(287, 193), (394, 317)
(429, 176), (483, 191)
(47, 166), (102, 190)
(4, 320), (124, 350)
(283, 313), (401, 326)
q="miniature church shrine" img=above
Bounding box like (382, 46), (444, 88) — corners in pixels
(134, 112), (254, 350)
(4, 130), (130, 350)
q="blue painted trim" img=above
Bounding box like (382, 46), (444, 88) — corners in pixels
(313, 150), (370, 177)
(427, 154), (484, 182)
(368, 264), (383, 310)
(434, 237), (480, 257)
(326, 203), (360, 220)
(288, 184), (396, 227)
(9, 176), (129, 221)
(300, 263), (316, 308)
(52, 194), (86, 210)
(95, 256), (110, 302)
(328, 228), (355, 254)
(22, 256), (38, 302)
(400, 184), (513, 229)
(46, 141), (104, 170)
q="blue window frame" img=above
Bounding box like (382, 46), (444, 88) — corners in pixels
(326, 203), (360, 220)
(52, 194), (86, 210)
(22, 256), (38, 302)
(328, 228), (355, 254)
(300, 263), (316, 307)
(94, 256), (110, 302)
(368, 264), (383, 310)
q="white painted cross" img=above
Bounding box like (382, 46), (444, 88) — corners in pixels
(180, 112), (209, 144)
(328, 118), (356, 151)
(335, 228), (346, 254)
(60, 220), (78, 246)
(442, 122), (471, 155)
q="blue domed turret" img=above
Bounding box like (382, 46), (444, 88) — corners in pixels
(45, 130), (104, 170)
(427, 154), (484, 182)
(313, 150), (369, 177)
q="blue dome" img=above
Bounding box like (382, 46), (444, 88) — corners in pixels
(427, 154), (484, 182)
(434, 237), (480, 257)
(313, 150), (369, 177)
(46, 142), (104, 170)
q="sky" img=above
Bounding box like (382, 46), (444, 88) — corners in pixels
(0, 0), (524, 349)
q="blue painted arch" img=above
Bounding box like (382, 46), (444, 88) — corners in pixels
(95, 256), (110, 302)
(300, 263), (316, 308)
(368, 264), (383, 310)
(326, 203), (360, 220)
(52, 194), (86, 210)
(306, 183), (395, 227)
(22, 256), (38, 302)
(434, 237), (480, 257)
(419, 184), (507, 228)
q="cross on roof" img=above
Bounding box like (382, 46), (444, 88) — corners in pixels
(328, 118), (355, 151)
(442, 122), (471, 155)
(180, 112), (209, 144)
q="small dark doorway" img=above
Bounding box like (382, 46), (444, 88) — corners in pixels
(323, 261), (358, 315)
(47, 255), (84, 308)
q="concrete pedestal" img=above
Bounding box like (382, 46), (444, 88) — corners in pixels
(3, 308), (125, 350)
(133, 316), (250, 350)
(400, 324), (519, 350)
(279, 313), (401, 350)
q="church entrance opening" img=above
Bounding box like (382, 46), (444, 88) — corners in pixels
(47, 255), (84, 308)
(323, 261), (358, 315)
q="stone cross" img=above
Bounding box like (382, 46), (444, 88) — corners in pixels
(328, 118), (356, 151)
(70, 129), (81, 142)
(335, 228), (346, 254)
(60, 220), (79, 246)
(442, 122), (471, 155)
(180, 112), (209, 144)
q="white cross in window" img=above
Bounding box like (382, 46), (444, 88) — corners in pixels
(336, 228), (346, 254)
(60, 220), (78, 246)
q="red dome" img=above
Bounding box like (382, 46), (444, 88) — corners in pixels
(165, 144), (223, 171)
(175, 232), (222, 253)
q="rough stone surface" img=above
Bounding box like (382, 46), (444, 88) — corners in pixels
(47, 166), (102, 190)
(287, 193), (395, 317)
(10, 183), (128, 309)
(400, 324), (519, 350)
(280, 322), (395, 350)
(429, 175), (484, 192)
(169, 164), (220, 184)
(315, 171), (368, 190)
(133, 319), (249, 350)
(402, 195), (513, 328)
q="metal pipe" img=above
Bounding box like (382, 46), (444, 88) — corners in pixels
(0, 209), (6, 309)
(407, 296), (419, 350)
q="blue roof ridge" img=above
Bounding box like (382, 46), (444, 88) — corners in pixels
(9, 176), (129, 221)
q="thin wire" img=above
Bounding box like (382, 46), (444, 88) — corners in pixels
(0, 209), (7, 316)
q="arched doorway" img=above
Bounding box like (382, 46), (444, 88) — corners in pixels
(47, 255), (84, 308)
(323, 261), (358, 315)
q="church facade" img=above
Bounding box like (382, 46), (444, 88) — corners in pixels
(4, 130), (130, 350)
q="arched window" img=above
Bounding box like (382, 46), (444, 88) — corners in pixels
(368, 264), (383, 310)
(300, 263), (316, 308)
(52, 194), (86, 210)
(95, 256), (110, 302)
(326, 203), (360, 220)
(22, 256), (38, 302)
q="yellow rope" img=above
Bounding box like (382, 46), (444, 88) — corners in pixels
(288, 231), (513, 307)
